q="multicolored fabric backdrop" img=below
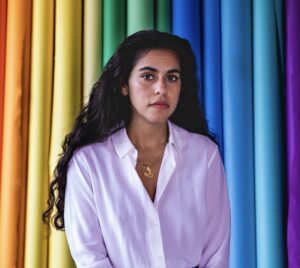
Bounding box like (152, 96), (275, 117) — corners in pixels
(0, 0), (299, 267)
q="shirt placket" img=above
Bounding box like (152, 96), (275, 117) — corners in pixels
(146, 200), (167, 268)
(126, 146), (170, 268)
(125, 150), (165, 267)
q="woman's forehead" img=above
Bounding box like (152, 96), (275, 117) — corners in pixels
(133, 49), (180, 69)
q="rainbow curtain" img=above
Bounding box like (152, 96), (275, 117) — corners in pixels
(0, 1), (298, 267)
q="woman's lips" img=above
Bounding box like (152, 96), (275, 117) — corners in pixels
(150, 102), (169, 109)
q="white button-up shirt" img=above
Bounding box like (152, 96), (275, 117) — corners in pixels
(64, 120), (231, 268)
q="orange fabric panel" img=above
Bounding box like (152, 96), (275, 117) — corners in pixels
(0, 0), (7, 200)
(0, 0), (32, 267)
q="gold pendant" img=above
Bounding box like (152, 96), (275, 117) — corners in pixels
(144, 166), (154, 178)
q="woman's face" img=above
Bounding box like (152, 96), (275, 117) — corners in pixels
(122, 49), (181, 126)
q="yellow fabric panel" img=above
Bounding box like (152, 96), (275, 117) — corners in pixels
(83, 0), (102, 103)
(0, 0), (32, 267)
(24, 1), (54, 268)
(48, 0), (82, 267)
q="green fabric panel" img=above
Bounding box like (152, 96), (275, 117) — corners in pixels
(127, 0), (154, 35)
(156, 0), (171, 32)
(103, 0), (126, 66)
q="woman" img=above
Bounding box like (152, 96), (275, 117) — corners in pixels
(43, 30), (231, 268)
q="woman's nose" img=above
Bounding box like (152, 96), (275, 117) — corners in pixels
(154, 79), (167, 95)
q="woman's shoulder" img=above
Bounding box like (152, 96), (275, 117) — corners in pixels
(71, 137), (114, 164)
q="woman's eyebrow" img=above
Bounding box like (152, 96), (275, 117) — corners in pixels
(139, 66), (157, 72)
(139, 66), (181, 73)
(167, 68), (181, 74)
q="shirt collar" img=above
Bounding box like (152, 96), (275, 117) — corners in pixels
(111, 120), (182, 159)
(167, 120), (182, 157)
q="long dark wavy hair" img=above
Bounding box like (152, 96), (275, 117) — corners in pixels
(43, 30), (215, 230)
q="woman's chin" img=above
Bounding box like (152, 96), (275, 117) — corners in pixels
(146, 116), (169, 126)
(131, 110), (172, 126)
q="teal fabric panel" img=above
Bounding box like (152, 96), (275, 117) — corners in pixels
(253, 1), (285, 267)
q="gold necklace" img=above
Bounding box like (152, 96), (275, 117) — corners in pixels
(137, 144), (166, 179)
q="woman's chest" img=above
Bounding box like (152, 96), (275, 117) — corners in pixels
(135, 161), (162, 202)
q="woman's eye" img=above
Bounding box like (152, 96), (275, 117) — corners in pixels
(167, 75), (179, 82)
(142, 74), (154, 80)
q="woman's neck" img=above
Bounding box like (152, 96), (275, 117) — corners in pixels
(126, 118), (168, 151)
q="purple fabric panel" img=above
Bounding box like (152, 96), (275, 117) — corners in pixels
(286, 0), (300, 267)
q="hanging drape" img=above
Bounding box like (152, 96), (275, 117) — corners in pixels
(83, 1), (102, 102)
(172, 0), (202, 99)
(0, 0), (32, 267)
(48, 1), (82, 267)
(23, 1), (54, 267)
(221, 1), (256, 267)
(103, 0), (126, 66)
(127, 0), (154, 35)
(202, 0), (223, 153)
(0, 0), (7, 200)
(253, 1), (285, 267)
(286, 0), (300, 267)
(156, 0), (171, 33)
(0, 1), (298, 267)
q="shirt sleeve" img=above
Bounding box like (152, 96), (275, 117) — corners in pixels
(64, 152), (113, 268)
(199, 143), (231, 268)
